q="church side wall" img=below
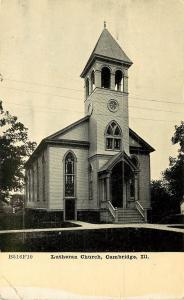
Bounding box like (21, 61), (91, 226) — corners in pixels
(48, 146), (89, 210)
(137, 153), (151, 209)
(25, 148), (48, 210)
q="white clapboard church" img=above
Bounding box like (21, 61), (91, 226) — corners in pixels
(25, 25), (155, 224)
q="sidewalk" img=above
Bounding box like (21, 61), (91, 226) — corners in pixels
(0, 221), (183, 234)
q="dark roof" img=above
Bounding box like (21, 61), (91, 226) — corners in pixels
(81, 28), (133, 77)
(129, 128), (155, 153)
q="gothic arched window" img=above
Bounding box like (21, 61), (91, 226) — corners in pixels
(64, 152), (76, 197)
(101, 67), (110, 89)
(91, 70), (95, 92)
(131, 155), (139, 168)
(115, 70), (123, 91)
(105, 121), (122, 150)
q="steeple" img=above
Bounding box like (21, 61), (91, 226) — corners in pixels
(81, 27), (132, 78)
(82, 26), (132, 156)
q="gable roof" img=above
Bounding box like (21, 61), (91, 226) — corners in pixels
(129, 128), (155, 153)
(25, 116), (154, 169)
(81, 28), (133, 78)
(46, 116), (89, 140)
(98, 151), (137, 174)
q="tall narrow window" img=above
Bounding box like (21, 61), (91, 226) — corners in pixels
(86, 78), (89, 97)
(105, 121), (122, 151)
(130, 178), (135, 198)
(91, 70), (95, 92)
(64, 152), (76, 197)
(29, 169), (32, 202)
(89, 164), (93, 200)
(115, 70), (123, 91)
(32, 165), (35, 202)
(42, 154), (46, 201)
(131, 156), (139, 168)
(101, 67), (110, 88)
(25, 171), (28, 202)
(37, 160), (39, 201)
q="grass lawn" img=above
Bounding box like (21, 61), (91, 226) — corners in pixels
(0, 227), (183, 252)
(0, 212), (79, 230)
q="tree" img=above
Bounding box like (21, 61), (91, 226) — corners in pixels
(151, 179), (178, 223)
(163, 122), (184, 205)
(0, 100), (36, 202)
(151, 121), (184, 222)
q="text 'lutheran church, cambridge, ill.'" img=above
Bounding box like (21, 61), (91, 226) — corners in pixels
(25, 24), (155, 225)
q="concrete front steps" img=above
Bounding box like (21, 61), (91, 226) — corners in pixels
(117, 208), (145, 224)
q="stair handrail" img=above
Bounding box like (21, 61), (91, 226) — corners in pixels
(135, 201), (147, 221)
(107, 201), (118, 221)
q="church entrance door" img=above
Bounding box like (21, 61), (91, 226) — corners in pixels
(65, 199), (75, 220)
(111, 162), (123, 208)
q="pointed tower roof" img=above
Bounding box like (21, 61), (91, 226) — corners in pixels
(81, 27), (133, 77)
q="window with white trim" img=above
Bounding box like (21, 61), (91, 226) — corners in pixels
(64, 152), (76, 197)
(105, 121), (122, 151)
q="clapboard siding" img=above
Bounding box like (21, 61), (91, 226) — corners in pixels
(137, 154), (151, 209)
(48, 146), (90, 210)
(25, 149), (48, 209)
(87, 88), (130, 157)
(56, 121), (89, 141)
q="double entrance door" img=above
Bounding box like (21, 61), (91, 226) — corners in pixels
(111, 161), (128, 208)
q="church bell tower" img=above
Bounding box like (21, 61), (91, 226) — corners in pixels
(80, 24), (133, 156)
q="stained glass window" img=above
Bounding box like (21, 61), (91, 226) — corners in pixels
(65, 152), (75, 197)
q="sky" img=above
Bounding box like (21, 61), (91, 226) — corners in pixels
(0, 0), (184, 179)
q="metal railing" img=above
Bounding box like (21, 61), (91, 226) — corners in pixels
(135, 201), (147, 222)
(107, 201), (118, 222)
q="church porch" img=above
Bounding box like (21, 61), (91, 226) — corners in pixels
(98, 152), (147, 224)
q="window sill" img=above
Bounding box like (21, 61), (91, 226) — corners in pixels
(105, 148), (121, 152)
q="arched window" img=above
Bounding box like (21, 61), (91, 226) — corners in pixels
(86, 78), (89, 97)
(64, 152), (76, 197)
(115, 70), (123, 91)
(91, 70), (95, 92)
(105, 121), (122, 150)
(131, 155), (139, 168)
(89, 164), (93, 200)
(101, 67), (110, 89)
